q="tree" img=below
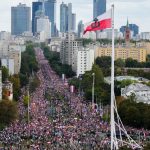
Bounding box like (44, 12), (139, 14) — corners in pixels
(143, 109), (150, 129)
(119, 146), (132, 150)
(2, 66), (9, 82)
(124, 106), (142, 127)
(9, 75), (21, 101)
(143, 143), (150, 150)
(115, 58), (125, 68)
(0, 100), (18, 126)
(23, 95), (29, 107)
(125, 58), (139, 68)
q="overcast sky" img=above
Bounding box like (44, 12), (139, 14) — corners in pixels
(0, 0), (150, 32)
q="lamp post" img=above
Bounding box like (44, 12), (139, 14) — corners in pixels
(92, 73), (95, 107)
(27, 85), (30, 124)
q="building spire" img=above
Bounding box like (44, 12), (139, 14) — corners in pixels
(126, 17), (129, 28)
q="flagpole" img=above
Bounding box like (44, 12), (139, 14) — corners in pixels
(111, 4), (115, 150)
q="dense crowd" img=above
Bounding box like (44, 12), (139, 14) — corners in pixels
(0, 48), (149, 149)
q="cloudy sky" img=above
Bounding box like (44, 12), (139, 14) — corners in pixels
(0, 0), (150, 32)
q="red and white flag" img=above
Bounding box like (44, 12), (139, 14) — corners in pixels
(83, 9), (112, 34)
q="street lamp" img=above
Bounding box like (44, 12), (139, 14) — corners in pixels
(27, 86), (30, 124)
(92, 73), (95, 107)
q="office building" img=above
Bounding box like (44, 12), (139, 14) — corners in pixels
(60, 2), (76, 33)
(37, 16), (51, 41)
(11, 3), (31, 35)
(60, 2), (68, 32)
(120, 24), (139, 38)
(45, 0), (56, 37)
(93, 0), (106, 19)
(60, 32), (82, 65)
(72, 13), (76, 32)
(32, 1), (42, 35)
(78, 20), (84, 38)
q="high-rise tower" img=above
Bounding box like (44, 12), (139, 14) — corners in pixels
(93, 0), (106, 19)
(32, 1), (42, 35)
(11, 3), (31, 35)
(44, 0), (57, 37)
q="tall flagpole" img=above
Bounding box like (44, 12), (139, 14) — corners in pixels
(111, 4), (116, 150)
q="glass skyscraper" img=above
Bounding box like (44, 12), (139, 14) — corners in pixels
(32, 1), (42, 35)
(60, 2), (76, 33)
(11, 3), (31, 35)
(93, 0), (106, 19)
(60, 2), (68, 32)
(44, 0), (56, 37)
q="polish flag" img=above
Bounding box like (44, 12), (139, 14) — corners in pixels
(83, 9), (112, 34)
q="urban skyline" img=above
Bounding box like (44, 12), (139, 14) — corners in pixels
(0, 0), (150, 32)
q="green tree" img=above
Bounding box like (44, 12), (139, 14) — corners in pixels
(23, 95), (29, 107)
(125, 58), (139, 68)
(119, 146), (132, 150)
(2, 66), (9, 82)
(9, 74), (21, 101)
(115, 58), (125, 68)
(144, 143), (150, 150)
(0, 100), (18, 126)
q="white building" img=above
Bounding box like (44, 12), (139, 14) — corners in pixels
(0, 70), (2, 100)
(140, 32), (150, 40)
(60, 32), (82, 65)
(37, 16), (51, 42)
(73, 47), (94, 77)
(0, 40), (22, 74)
(1, 58), (15, 75)
(0, 31), (11, 40)
(97, 29), (123, 40)
(48, 37), (62, 52)
(121, 83), (150, 104)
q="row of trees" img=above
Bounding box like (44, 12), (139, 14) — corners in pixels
(96, 56), (150, 77)
(69, 64), (111, 105)
(43, 46), (75, 78)
(20, 43), (39, 87)
(118, 98), (150, 129)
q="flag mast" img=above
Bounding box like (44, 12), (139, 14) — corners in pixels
(110, 4), (118, 150)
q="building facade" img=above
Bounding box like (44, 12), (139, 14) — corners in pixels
(60, 2), (68, 33)
(121, 83), (150, 104)
(32, 1), (42, 35)
(45, 0), (56, 37)
(93, 0), (106, 19)
(72, 47), (95, 77)
(120, 24), (139, 38)
(11, 3), (31, 35)
(95, 46), (147, 62)
(60, 33), (82, 65)
(60, 2), (76, 33)
(37, 15), (51, 41)
(78, 20), (84, 38)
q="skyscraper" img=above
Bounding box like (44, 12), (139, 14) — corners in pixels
(72, 13), (76, 32)
(11, 3), (31, 35)
(60, 2), (68, 32)
(120, 23), (139, 37)
(44, 0), (56, 37)
(60, 2), (76, 33)
(32, 1), (42, 35)
(78, 20), (84, 38)
(93, 0), (106, 19)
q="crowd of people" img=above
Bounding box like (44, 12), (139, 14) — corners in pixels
(0, 47), (149, 149)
